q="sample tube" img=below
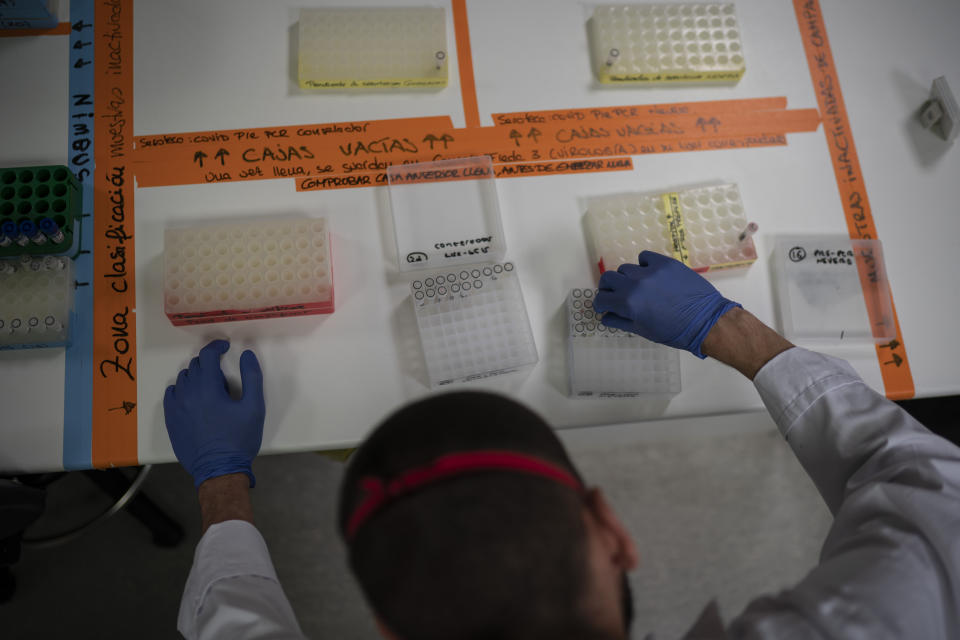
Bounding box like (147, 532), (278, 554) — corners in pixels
(19, 220), (46, 246)
(44, 315), (64, 332)
(2, 219), (26, 247)
(738, 222), (759, 242)
(42, 255), (66, 271)
(606, 48), (620, 66)
(39, 217), (66, 244)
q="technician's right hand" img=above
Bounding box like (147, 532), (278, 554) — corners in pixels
(163, 340), (266, 488)
(593, 251), (740, 359)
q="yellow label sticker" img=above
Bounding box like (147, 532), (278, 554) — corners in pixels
(661, 192), (690, 266)
(300, 77), (448, 89)
(705, 259), (757, 272)
(600, 69), (745, 84)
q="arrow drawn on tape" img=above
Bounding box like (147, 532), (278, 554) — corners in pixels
(108, 401), (137, 415)
(884, 353), (903, 367)
(696, 117), (721, 133)
(214, 148), (230, 165)
(193, 151), (207, 167)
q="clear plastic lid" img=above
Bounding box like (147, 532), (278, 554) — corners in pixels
(772, 235), (895, 343)
(388, 156), (506, 272)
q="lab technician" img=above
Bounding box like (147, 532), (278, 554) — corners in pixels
(164, 251), (960, 640)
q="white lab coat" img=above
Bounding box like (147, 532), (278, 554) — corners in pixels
(177, 348), (960, 639)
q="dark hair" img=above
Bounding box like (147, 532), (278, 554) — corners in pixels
(338, 392), (618, 640)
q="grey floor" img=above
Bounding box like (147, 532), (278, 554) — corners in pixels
(5, 413), (832, 639)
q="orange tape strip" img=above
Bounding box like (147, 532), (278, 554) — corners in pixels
(492, 96), (790, 125)
(92, 0), (138, 467)
(495, 157), (634, 179)
(0, 21), (70, 36)
(132, 107), (813, 188)
(481, 108), (819, 152)
(294, 157), (636, 191)
(133, 116), (455, 157)
(451, 0), (481, 129)
(793, 0), (913, 400)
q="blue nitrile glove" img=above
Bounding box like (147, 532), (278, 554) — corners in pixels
(593, 251), (741, 359)
(163, 340), (265, 488)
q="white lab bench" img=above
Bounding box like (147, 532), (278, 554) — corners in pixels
(0, 0), (958, 472)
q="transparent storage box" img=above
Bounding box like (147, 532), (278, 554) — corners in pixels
(772, 235), (895, 343)
(567, 288), (680, 396)
(388, 156), (506, 272)
(410, 262), (538, 387)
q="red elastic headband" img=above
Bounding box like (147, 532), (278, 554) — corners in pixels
(345, 450), (584, 541)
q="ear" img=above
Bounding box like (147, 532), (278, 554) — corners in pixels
(374, 616), (402, 640)
(583, 487), (639, 570)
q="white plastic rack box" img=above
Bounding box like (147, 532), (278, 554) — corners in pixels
(164, 217), (333, 326)
(0, 255), (73, 349)
(586, 183), (756, 274)
(410, 262), (538, 387)
(298, 7), (448, 89)
(567, 288), (681, 396)
(589, 3), (745, 84)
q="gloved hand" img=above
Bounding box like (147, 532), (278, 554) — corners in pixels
(593, 251), (741, 359)
(163, 340), (266, 488)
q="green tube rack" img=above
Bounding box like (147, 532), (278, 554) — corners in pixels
(0, 165), (82, 258)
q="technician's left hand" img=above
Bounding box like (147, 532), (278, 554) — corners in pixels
(163, 340), (265, 488)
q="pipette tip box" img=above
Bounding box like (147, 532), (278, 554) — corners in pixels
(1, 165), (81, 258)
(298, 7), (448, 89)
(772, 235), (895, 344)
(0, 255), (74, 350)
(586, 183), (756, 274)
(164, 217), (333, 326)
(411, 262), (538, 387)
(589, 3), (745, 85)
(567, 288), (681, 396)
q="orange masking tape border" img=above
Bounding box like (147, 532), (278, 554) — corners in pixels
(793, 0), (914, 400)
(92, 0), (138, 467)
(132, 107), (812, 189)
(481, 108), (819, 152)
(451, 0), (481, 129)
(285, 132), (775, 193)
(492, 96), (790, 124)
(294, 157), (636, 191)
(132, 116), (456, 158)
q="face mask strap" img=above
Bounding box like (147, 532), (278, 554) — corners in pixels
(346, 450), (584, 541)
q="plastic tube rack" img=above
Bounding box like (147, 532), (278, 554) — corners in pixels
(298, 8), (448, 89)
(586, 183), (757, 274)
(0, 165), (81, 258)
(164, 217), (333, 326)
(0, 256), (74, 349)
(567, 288), (680, 396)
(411, 262), (538, 387)
(589, 3), (745, 84)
